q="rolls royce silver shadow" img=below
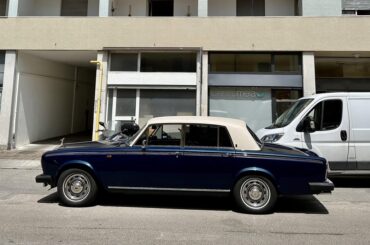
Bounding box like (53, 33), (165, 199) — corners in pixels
(36, 116), (334, 214)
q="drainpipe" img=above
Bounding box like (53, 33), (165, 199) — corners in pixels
(90, 60), (103, 141)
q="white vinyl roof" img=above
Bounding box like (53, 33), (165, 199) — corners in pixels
(135, 116), (260, 151)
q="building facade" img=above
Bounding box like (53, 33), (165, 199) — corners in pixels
(0, 0), (370, 149)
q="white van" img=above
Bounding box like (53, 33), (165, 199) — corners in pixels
(256, 92), (370, 175)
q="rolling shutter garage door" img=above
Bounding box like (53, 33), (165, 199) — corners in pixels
(343, 0), (370, 10)
(61, 0), (88, 16)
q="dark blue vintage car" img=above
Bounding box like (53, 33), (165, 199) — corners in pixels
(36, 116), (334, 214)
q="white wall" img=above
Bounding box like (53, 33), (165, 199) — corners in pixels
(15, 53), (95, 146)
(108, 72), (197, 86)
(265, 0), (295, 16)
(113, 0), (147, 16)
(208, 0), (236, 16)
(174, 0), (198, 16)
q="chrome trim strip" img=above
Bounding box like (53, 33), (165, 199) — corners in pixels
(107, 186), (230, 192)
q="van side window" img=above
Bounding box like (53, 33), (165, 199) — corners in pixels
(307, 100), (343, 131)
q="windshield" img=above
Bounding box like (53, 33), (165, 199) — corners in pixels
(247, 125), (263, 147)
(127, 124), (147, 145)
(268, 99), (313, 129)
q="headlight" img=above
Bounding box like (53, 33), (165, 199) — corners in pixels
(261, 133), (284, 143)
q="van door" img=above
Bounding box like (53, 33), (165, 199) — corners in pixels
(300, 98), (350, 170)
(348, 97), (370, 170)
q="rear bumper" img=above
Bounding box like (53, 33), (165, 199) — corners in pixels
(309, 179), (334, 194)
(35, 174), (53, 186)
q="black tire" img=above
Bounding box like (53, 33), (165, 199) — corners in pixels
(233, 175), (277, 214)
(57, 168), (98, 207)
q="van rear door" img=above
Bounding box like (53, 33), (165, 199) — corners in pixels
(348, 97), (370, 170)
(299, 97), (350, 170)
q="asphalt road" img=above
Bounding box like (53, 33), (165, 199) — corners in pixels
(1, 165), (370, 245)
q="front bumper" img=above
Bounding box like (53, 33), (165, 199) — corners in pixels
(309, 179), (334, 194)
(35, 174), (53, 186)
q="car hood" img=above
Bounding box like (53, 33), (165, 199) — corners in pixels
(261, 143), (311, 157)
(59, 141), (117, 149)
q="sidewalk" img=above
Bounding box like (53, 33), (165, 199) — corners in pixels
(0, 144), (57, 170)
(0, 132), (91, 170)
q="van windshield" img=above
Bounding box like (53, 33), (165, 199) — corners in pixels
(267, 99), (313, 129)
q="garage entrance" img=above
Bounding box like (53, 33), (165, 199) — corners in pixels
(14, 51), (97, 147)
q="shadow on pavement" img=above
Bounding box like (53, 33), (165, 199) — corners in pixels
(331, 177), (370, 188)
(275, 195), (328, 214)
(38, 191), (328, 215)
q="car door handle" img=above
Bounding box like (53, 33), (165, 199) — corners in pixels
(169, 152), (181, 158)
(340, 130), (347, 142)
(222, 152), (233, 157)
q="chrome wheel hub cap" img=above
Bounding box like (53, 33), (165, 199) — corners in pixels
(71, 180), (83, 194)
(249, 186), (263, 201)
(240, 178), (271, 210)
(63, 173), (91, 202)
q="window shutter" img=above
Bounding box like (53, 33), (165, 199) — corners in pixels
(343, 0), (370, 10)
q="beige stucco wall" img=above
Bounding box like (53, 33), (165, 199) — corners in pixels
(0, 17), (370, 51)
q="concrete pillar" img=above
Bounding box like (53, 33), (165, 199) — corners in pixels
(302, 52), (316, 97)
(0, 51), (17, 149)
(7, 0), (19, 17)
(196, 51), (202, 116)
(200, 51), (208, 116)
(99, 0), (111, 17)
(92, 51), (108, 140)
(198, 0), (208, 17)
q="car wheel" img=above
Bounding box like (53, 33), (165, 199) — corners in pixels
(233, 175), (277, 214)
(57, 168), (98, 207)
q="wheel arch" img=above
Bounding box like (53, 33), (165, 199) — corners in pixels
(56, 161), (103, 189)
(233, 167), (279, 193)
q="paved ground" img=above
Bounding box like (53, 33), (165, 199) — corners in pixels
(0, 145), (370, 245)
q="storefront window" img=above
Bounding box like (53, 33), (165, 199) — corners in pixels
(116, 90), (136, 116)
(209, 53), (300, 74)
(140, 53), (196, 72)
(236, 54), (271, 72)
(271, 90), (302, 121)
(274, 54), (300, 72)
(209, 87), (272, 131)
(110, 53), (138, 71)
(139, 90), (196, 126)
(108, 88), (196, 129)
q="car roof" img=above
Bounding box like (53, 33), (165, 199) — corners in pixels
(147, 116), (246, 128)
(140, 116), (260, 151)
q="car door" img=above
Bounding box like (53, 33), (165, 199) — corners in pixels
(178, 124), (236, 190)
(103, 123), (184, 189)
(300, 98), (350, 170)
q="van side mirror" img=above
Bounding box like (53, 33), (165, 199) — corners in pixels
(302, 117), (316, 133)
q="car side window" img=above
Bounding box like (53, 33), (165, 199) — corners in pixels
(184, 124), (233, 148)
(306, 99), (343, 131)
(147, 124), (182, 146)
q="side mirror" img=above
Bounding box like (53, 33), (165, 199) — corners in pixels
(303, 117), (316, 133)
(99, 122), (106, 129)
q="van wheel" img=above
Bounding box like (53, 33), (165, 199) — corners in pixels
(233, 175), (277, 214)
(57, 168), (98, 207)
